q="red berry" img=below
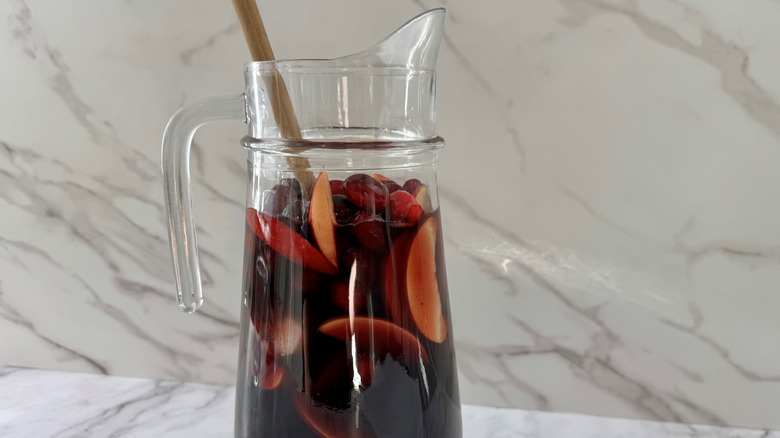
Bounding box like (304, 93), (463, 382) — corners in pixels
(406, 204), (423, 223)
(263, 185), (297, 216)
(329, 179), (346, 196)
(344, 174), (389, 211)
(279, 177), (303, 199)
(381, 180), (404, 194)
(332, 194), (358, 225)
(350, 210), (388, 251)
(281, 199), (306, 231)
(388, 190), (420, 223)
(402, 178), (423, 194)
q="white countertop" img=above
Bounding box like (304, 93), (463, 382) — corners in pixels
(0, 367), (776, 437)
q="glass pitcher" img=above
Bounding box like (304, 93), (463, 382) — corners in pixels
(162, 9), (461, 437)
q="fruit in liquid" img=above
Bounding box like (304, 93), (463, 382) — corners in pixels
(239, 172), (461, 438)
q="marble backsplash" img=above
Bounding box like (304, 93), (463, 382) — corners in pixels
(1, 0), (779, 430)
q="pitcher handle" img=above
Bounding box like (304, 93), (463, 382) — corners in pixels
(161, 94), (247, 313)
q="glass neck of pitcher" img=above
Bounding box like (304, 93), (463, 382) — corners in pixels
(243, 8), (445, 143)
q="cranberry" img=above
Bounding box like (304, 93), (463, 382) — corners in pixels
(350, 210), (388, 251)
(332, 195), (358, 225)
(262, 185), (297, 216)
(388, 190), (422, 223)
(344, 174), (389, 211)
(403, 178), (423, 194)
(281, 199), (307, 232)
(381, 180), (404, 194)
(279, 177), (303, 199)
(329, 179), (346, 196)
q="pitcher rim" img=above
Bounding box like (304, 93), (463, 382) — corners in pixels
(244, 62), (435, 76)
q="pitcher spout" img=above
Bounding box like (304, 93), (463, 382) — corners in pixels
(335, 8), (445, 71)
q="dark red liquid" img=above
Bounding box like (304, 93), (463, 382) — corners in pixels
(236, 174), (461, 438)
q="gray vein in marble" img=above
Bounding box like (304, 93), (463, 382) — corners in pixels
(509, 312), (700, 424)
(114, 277), (239, 330)
(0, 157), (154, 279)
(179, 22), (240, 66)
(6, 0), (35, 59)
(0, 283), (109, 375)
(659, 303), (780, 382)
(439, 188), (731, 425)
(0, 140), (191, 293)
(666, 395), (728, 429)
(456, 339), (552, 409)
(558, 0), (780, 139)
(558, 184), (667, 246)
(411, 0), (494, 98)
(73, 274), (205, 379)
(506, 126), (526, 175)
(4, 1), (161, 184)
(440, 187), (534, 249)
(668, 361), (704, 383)
(51, 382), (180, 437)
(4, 366), (779, 437)
(1, 140), (163, 222)
(674, 218), (780, 274)
(191, 142), (245, 207)
(0, 236), (66, 274)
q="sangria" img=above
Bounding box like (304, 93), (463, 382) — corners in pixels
(236, 170), (461, 437)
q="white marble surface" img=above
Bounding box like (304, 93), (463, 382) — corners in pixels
(2, 366), (778, 438)
(1, 0), (780, 431)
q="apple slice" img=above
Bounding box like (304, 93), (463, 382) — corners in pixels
(413, 185), (433, 212)
(319, 316), (429, 364)
(370, 173), (391, 182)
(247, 208), (337, 275)
(406, 217), (447, 343)
(293, 393), (377, 438)
(309, 171), (339, 269)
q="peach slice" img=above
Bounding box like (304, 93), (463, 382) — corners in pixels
(247, 208), (337, 275)
(319, 316), (429, 364)
(293, 393), (377, 438)
(413, 185), (433, 212)
(309, 171), (339, 268)
(406, 217), (447, 343)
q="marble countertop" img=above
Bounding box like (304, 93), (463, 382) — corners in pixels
(3, 0), (780, 431)
(0, 367), (776, 437)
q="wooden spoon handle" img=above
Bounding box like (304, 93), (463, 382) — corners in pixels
(231, 0), (316, 197)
